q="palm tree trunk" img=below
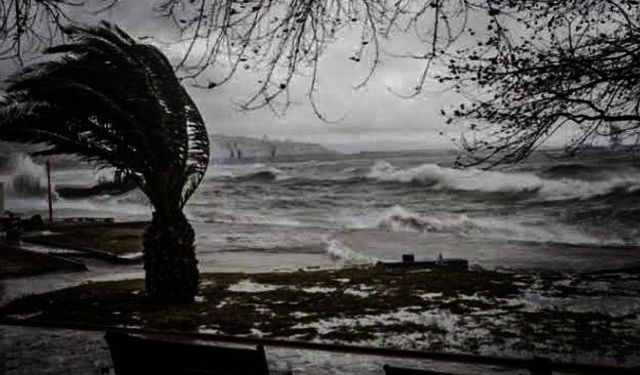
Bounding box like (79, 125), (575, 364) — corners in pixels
(143, 210), (199, 303)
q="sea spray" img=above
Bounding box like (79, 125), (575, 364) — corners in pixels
(325, 239), (376, 264)
(376, 205), (477, 233)
(0, 153), (49, 198)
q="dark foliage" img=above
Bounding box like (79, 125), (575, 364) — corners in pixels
(4, 1), (637, 168)
(0, 21), (209, 302)
(0, 21), (209, 212)
(0, 0), (120, 64)
(439, 1), (640, 166)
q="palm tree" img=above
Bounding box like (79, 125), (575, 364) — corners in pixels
(0, 21), (210, 303)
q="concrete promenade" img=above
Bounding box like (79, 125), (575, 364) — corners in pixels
(1, 325), (521, 375)
(2, 325), (113, 375)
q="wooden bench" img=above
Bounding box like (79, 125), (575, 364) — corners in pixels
(105, 331), (277, 375)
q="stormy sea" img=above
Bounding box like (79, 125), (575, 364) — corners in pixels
(5, 148), (640, 273)
(5, 147), (640, 373)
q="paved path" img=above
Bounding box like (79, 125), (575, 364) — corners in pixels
(1, 325), (527, 375)
(2, 326), (113, 375)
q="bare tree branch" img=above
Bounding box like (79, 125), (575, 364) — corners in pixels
(158, 0), (475, 117)
(439, 0), (640, 167)
(0, 1), (120, 64)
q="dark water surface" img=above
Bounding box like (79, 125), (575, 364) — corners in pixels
(5, 148), (640, 271)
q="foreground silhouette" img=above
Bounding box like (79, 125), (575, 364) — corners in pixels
(0, 21), (210, 303)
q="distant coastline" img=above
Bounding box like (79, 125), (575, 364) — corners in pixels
(210, 134), (338, 162)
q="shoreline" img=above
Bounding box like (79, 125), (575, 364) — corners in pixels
(2, 218), (640, 373)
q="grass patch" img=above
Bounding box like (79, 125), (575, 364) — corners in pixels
(2, 266), (639, 361)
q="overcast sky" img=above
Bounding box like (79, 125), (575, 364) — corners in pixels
(0, 1), (596, 154)
(88, 1), (465, 153)
(0, 1), (580, 154)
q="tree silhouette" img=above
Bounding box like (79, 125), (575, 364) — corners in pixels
(155, 0), (472, 116)
(4, 1), (636, 169)
(0, 1), (472, 117)
(438, 1), (640, 166)
(0, 21), (209, 303)
(0, 0), (119, 64)
(153, 0), (640, 164)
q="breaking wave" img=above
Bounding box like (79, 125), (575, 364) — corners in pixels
(325, 239), (377, 263)
(0, 153), (50, 199)
(207, 163), (286, 182)
(373, 205), (630, 246)
(366, 160), (640, 201)
(376, 205), (478, 234)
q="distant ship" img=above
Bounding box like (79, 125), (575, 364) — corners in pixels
(262, 135), (277, 159)
(610, 124), (622, 150)
(228, 141), (243, 160)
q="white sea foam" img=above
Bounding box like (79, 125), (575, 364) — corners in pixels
(344, 288), (373, 298)
(227, 280), (280, 293)
(0, 153), (49, 198)
(376, 205), (477, 234)
(367, 160), (640, 200)
(325, 239), (376, 264)
(302, 286), (337, 294)
(292, 307), (458, 336)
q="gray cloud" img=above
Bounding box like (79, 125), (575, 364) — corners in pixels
(0, 1), (488, 152)
(101, 1), (464, 152)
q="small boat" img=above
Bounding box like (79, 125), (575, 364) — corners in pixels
(376, 254), (469, 271)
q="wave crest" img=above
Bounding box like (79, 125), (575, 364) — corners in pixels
(208, 163), (286, 181)
(325, 239), (376, 263)
(367, 160), (640, 200)
(0, 153), (49, 198)
(373, 205), (630, 246)
(377, 205), (477, 234)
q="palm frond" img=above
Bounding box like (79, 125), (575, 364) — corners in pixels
(0, 21), (210, 213)
(179, 86), (210, 208)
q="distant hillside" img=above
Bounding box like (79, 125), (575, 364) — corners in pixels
(210, 134), (336, 160)
(1, 135), (336, 169)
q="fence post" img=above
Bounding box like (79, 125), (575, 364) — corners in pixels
(46, 160), (53, 224)
(5, 212), (21, 244)
(0, 181), (4, 214)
